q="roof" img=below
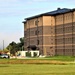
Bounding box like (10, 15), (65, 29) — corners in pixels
(25, 8), (75, 20)
(45, 8), (71, 15)
(22, 21), (26, 23)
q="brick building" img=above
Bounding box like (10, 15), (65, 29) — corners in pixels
(23, 8), (75, 56)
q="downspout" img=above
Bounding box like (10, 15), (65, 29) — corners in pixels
(28, 20), (30, 50)
(36, 17), (39, 49)
(42, 16), (44, 55)
(63, 14), (65, 55)
(72, 12), (74, 56)
(55, 16), (57, 55)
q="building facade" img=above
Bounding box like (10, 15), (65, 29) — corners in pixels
(23, 8), (75, 56)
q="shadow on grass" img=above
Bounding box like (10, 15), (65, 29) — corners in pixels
(0, 65), (9, 67)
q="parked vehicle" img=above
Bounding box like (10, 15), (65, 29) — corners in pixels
(0, 54), (9, 58)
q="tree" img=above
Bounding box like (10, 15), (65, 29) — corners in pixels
(17, 37), (24, 51)
(6, 37), (24, 55)
(20, 37), (24, 46)
(0, 48), (9, 55)
(7, 41), (19, 55)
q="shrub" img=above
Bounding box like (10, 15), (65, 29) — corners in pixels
(34, 52), (37, 57)
(26, 52), (31, 57)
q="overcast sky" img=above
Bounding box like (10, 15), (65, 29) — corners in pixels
(0, 0), (75, 49)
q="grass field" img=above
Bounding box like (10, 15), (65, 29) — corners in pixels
(0, 56), (75, 75)
(0, 56), (75, 64)
(0, 64), (75, 75)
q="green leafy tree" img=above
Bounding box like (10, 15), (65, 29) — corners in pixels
(6, 37), (24, 55)
(7, 41), (19, 55)
(17, 37), (24, 51)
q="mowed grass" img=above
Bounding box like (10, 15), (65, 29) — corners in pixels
(0, 56), (75, 64)
(0, 56), (75, 67)
(45, 55), (75, 61)
(0, 64), (75, 75)
(0, 56), (75, 75)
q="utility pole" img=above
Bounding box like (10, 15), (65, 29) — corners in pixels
(3, 40), (4, 50)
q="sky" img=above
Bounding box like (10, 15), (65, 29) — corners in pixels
(0, 0), (75, 49)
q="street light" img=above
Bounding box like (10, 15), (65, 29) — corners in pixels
(3, 40), (4, 50)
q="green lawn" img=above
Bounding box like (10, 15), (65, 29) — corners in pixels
(0, 64), (75, 75)
(0, 56), (75, 65)
(0, 56), (75, 75)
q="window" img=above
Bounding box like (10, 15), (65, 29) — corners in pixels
(51, 50), (53, 52)
(35, 30), (39, 35)
(24, 33), (26, 36)
(50, 47), (53, 49)
(24, 42), (27, 46)
(51, 39), (53, 41)
(35, 20), (39, 25)
(51, 31), (53, 33)
(51, 43), (53, 44)
(37, 40), (39, 45)
(66, 16), (68, 20)
(24, 31), (26, 37)
(31, 31), (34, 34)
(31, 40), (34, 44)
(51, 27), (53, 29)
(35, 30), (37, 35)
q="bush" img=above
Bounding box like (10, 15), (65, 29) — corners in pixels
(0, 57), (2, 59)
(26, 52), (31, 57)
(34, 52), (37, 57)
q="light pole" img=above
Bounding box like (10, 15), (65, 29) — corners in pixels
(3, 40), (4, 50)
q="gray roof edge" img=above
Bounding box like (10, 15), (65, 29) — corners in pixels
(25, 14), (50, 20)
(25, 8), (75, 20)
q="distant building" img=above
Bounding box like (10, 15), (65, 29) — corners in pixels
(23, 8), (75, 56)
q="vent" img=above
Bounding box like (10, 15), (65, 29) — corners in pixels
(57, 8), (61, 10)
